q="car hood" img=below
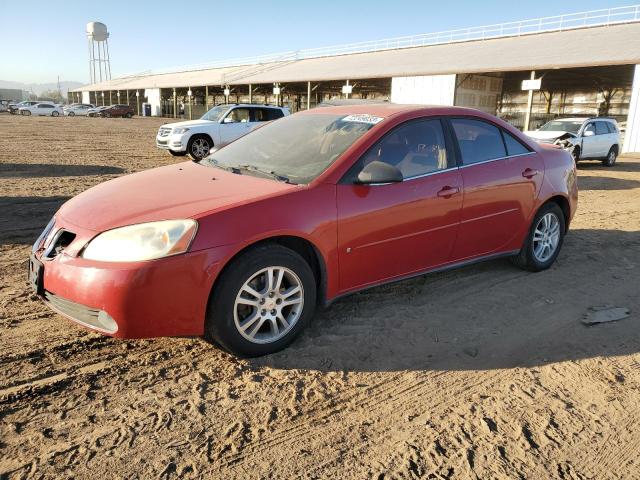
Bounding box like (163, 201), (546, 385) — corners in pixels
(58, 161), (295, 232)
(160, 119), (214, 129)
(525, 130), (576, 141)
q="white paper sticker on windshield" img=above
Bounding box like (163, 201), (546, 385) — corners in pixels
(342, 114), (384, 125)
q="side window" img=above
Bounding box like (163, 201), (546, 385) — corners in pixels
(268, 109), (284, 120)
(227, 108), (250, 123)
(595, 122), (609, 135)
(450, 118), (507, 165)
(502, 130), (531, 156)
(584, 123), (596, 135)
(360, 119), (449, 179)
(607, 122), (618, 134)
(251, 108), (268, 122)
(40, 104), (53, 109)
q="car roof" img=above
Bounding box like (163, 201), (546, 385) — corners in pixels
(296, 103), (496, 119)
(553, 117), (617, 123)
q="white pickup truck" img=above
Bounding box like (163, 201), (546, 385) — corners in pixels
(156, 104), (290, 160)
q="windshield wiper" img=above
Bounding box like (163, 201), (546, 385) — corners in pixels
(237, 164), (293, 184)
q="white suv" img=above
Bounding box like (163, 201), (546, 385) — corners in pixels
(525, 117), (621, 167)
(156, 104), (290, 160)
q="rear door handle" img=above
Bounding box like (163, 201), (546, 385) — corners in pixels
(437, 186), (460, 198)
(522, 168), (539, 179)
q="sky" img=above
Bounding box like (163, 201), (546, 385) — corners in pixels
(1, 0), (638, 84)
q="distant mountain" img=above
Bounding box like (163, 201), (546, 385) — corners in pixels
(0, 80), (84, 96)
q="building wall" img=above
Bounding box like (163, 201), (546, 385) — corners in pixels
(623, 65), (640, 153)
(391, 75), (456, 105)
(144, 88), (161, 116)
(454, 74), (503, 114)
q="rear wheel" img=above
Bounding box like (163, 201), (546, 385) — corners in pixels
(52, 111), (59, 117)
(205, 244), (316, 357)
(603, 146), (617, 167)
(68, 111), (75, 117)
(187, 135), (212, 161)
(511, 202), (565, 272)
(125, 112), (133, 118)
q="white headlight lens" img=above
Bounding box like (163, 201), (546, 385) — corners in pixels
(82, 220), (197, 262)
(173, 127), (190, 134)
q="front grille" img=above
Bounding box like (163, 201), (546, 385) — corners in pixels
(159, 127), (171, 137)
(44, 291), (117, 333)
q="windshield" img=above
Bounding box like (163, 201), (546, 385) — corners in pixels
(539, 120), (583, 134)
(201, 105), (229, 122)
(202, 113), (380, 184)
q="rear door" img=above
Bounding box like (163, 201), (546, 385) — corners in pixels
(595, 121), (612, 155)
(449, 117), (544, 261)
(337, 118), (463, 291)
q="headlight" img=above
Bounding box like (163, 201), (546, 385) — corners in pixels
(82, 220), (198, 262)
(173, 127), (190, 134)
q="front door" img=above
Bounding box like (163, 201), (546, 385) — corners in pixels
(448, 118), (544, 261)
(219, 107), (252, 145)
(337, 118), (463, 292)
(580, 122), (599, 158)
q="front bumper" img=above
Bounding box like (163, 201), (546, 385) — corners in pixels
(156, 132), (188, 152)
(31, 220), (230, 338)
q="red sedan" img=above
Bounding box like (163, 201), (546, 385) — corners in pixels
(29, 105), (577, 356)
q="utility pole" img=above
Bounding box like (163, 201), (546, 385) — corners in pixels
(524, 70), (536, 131)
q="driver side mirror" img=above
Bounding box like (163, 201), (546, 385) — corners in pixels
(355, 161), (403, 185)
(583, 130), (595, 137)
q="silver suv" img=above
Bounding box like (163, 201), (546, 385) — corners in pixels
(525, 117), (621, 167)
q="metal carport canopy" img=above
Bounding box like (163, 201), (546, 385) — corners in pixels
(72, 22), (640, 92)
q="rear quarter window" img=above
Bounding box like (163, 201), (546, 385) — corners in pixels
(268, 109), (285, 120)
(502, 131), (531, 156)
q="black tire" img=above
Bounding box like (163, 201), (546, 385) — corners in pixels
(571, 146), (580, 163)
(23, 110), (31, 116)
(52, 111), (59, 117)
(125, 112), (133, 118)
(187, 134), (212, 161)
(205, 244), (317, 357)
(511, 202), (566, 272)
(603, 146), (618, 167)
(68, 111), (75, 117)
(168, 150), (186, 157)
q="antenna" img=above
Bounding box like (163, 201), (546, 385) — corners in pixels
(86, 22), (111, 84)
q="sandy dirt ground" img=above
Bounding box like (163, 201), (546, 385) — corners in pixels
(1, 115), (639, 479)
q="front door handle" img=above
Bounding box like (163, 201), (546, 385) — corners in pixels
(437, 186), (460, 198)
(522, 168), (539, 179)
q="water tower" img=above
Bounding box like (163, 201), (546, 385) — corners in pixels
(86, 22), (111, 84)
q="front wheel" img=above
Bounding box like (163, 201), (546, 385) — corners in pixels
(511, 203), (565, 272)
(23, 110), (31, 116)
(125, 112), (133, 118)
(68, 111), (75, 117)
(205, 244), (317, 357)
(187, 135), (212, 161)
(603, 147), (617, 167)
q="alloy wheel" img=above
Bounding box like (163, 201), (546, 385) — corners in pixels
(233, 266), (304, 344)
(191, 138), (210, 159)
(532, 212), (561, 263)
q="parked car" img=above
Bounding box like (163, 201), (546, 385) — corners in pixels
(525, 117), (621, 166)
(156, 104), (290, 160)
(9, 100), (54, 114)
(87, 106), (109, 117)
(99, 104), (134, 118)
(19, 103), (63, 117)
(29, 105), (577, 357)
(64, 103), (95, 116)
